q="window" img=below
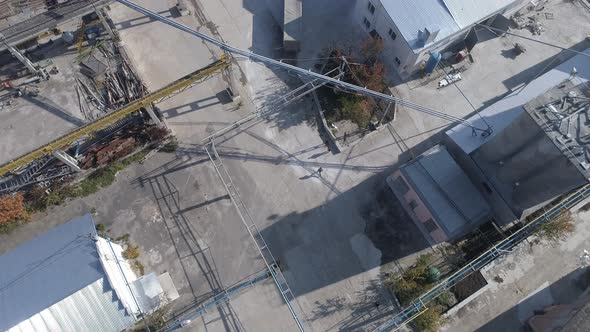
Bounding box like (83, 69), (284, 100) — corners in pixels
(424, 218), (439, 232)
(369, 29), (381, 39)
(388, 28), (397, 40)
(363, 17), (371, 29)
(367, 2), (376, 14)
(394, 57), (401, 66)
(408, 200), (418, 210)
(392, 176), (409, 194)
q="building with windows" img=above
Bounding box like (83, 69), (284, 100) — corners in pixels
(353, 0), (527, 77)
(445, 51), (590, 225)
(388, 50), (590, 245)
(387, 145), (492, 245)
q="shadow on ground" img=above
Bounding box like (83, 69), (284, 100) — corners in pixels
(475, 266), (590, 332)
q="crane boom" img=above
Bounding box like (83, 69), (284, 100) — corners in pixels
(0, 56), (230, 176)
(116, 0), (487, 132)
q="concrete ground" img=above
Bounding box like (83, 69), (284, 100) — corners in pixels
(75, 0), (590, 331)
(387, 0), (590, 153)
(442, 210), (590, 332)
(0, 32), (87, 164)
(108, 0), (431, 331)
(3, 0), (588, 331)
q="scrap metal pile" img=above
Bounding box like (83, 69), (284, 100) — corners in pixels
(75, 25), (147, 121)
(0, 12), (155, 195)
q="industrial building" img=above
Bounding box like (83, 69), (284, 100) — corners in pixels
(353, 0), (527, 77)
(389, 50), (590, 244)
(0, 214), (178, 332)
(446, 50), (590, 226)
(387, 145), (492, 245)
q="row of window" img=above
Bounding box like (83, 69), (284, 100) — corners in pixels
(362, 18), (397, 41)
(393, 176), (439, 233)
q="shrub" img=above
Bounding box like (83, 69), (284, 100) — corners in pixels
(132, 305), (170, 331)
(133, 260), (145, 276)
(123, 244), (140, 259)
(387, 254), (434, 306)
(0, 193), (29, 225)
(339, 96), (371, 128)
(96, 223), (107, 237)
(536, 211), (575, 243)
(351, 61), (387, 92)
(145, 126), (169, 142)
(160, 137), (178, 153)
(360, 37), (384, 63)
(413, 305), (444, 332)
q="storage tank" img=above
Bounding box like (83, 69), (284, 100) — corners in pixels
(424, 51), (441, 74)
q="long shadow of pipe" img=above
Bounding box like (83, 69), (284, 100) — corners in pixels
(145, 174), (243, 331)
(21, 94), (85, 126)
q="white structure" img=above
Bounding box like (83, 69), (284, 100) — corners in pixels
(0, 214), (178, 332)
(353, 0), (527, 77)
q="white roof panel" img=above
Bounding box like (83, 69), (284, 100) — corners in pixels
(380, 0), (460, 50)
(442, 0), (515, 27)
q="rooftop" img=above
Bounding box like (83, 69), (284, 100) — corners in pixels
(524, 80), (590, 180)
(446, 48), (590, 155)
(0, 214), (135, 332)
(380, 0), (516, 51)
(400, 145), (491, 238)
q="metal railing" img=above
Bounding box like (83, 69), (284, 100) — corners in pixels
(0, 56), (230, 177)
(204, 141), (308, 331)
(376, 183), (590, 331)
(162, 269), (271, 331)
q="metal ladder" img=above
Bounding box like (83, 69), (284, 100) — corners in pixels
(204, 140), (307, 331)
(0, 155), (54, 193)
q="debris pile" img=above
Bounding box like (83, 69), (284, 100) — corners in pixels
(76, 40), (147, 121)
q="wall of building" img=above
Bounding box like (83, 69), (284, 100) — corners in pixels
(472, 111), (588, 219)
(444, 135), (519, 226)
(352, 0), (529, 77)
(387, 171), (447, 245)
(353, 0), (416, 77)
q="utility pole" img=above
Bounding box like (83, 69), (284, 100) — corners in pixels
(0, 33), (49, 80)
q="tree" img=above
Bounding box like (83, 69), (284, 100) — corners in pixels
(413, 306), (444, 332)
(536, 211), (575, 243)
(360, 37), (384, 64)
(0, 193), (29, 225)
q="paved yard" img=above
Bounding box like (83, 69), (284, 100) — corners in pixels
(442, 210), (590, 332)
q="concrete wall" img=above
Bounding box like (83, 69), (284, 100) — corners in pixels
(352, 0), (415, 76)
(472, 111), (587, 219)
(444, 135), (519, 226)
(387, 171), (447, 245)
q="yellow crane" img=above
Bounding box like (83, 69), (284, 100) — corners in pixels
(0, 55), (231, 177)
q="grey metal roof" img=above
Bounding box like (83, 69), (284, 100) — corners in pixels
(381, 0), (459, 50)
(442, 0), (515, 28)
(401, 145), (491, 237)
(446, 49), (590, 155)
(0, 214), (135, 332)
(8, 278), (135, 332)
(380, 0), (518, 51)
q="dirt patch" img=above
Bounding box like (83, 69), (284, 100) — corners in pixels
(451, 271), (488, 302)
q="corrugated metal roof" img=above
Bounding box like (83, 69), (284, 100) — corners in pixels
(0, 214), (136, 332)
(446, 49), (590, 154)
(381, 0), (460, 50)
(380, 0), (518, 50)
(402, 145), (490, 236)
(8, 278), (135, 332)
(442, 0), (515, 28)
